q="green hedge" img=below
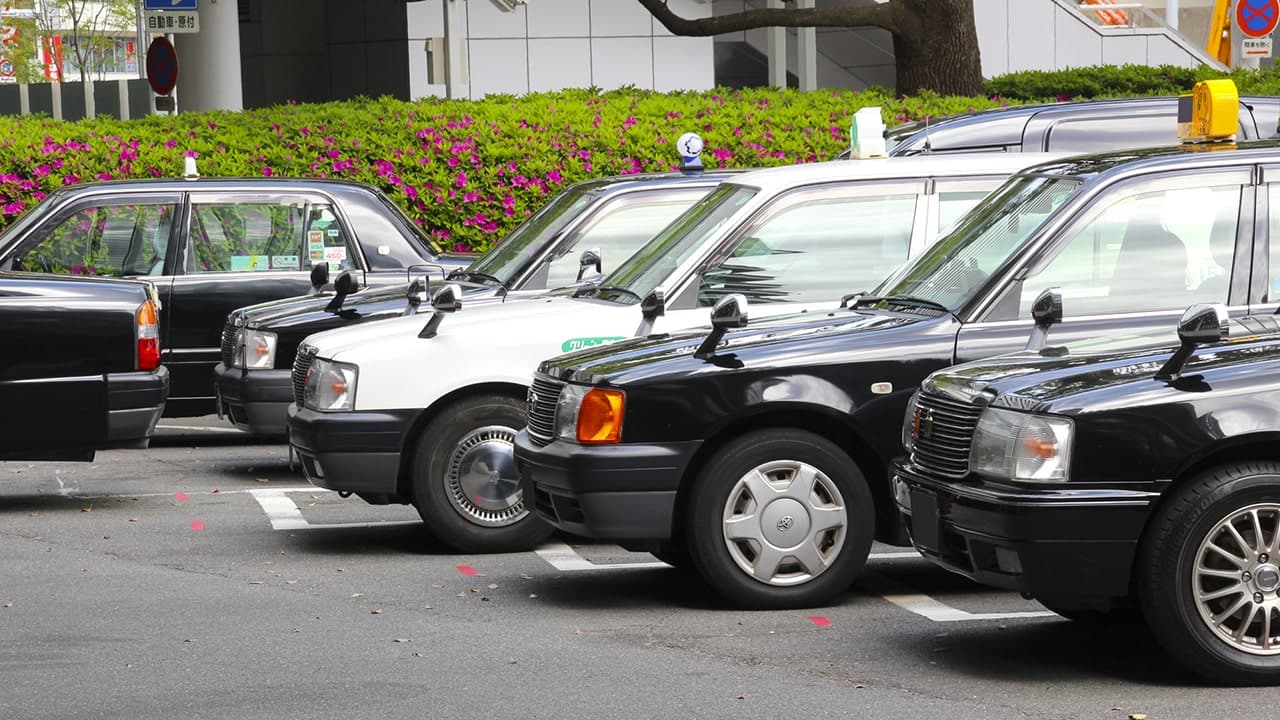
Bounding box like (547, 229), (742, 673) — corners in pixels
(0, 63), (1268, 252)
(0, 87), (1010, 252)
(985, 63), (1280, 101)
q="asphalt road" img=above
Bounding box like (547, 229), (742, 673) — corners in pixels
(0, 420), (1264, 720)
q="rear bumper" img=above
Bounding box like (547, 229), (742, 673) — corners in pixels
(287, 404), (418, 502)
(213, 362), (291, 437)
(106, 367), (169, 446)
(894, 461), (1160, 598)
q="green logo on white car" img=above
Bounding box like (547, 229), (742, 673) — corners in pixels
(561, 337), (626, 353)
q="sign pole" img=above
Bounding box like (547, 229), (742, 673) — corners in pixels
(135, 0), (146, 80)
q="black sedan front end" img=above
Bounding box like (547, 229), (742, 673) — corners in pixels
(514, 373), (701, 543)
(893, 378), (1159, 602)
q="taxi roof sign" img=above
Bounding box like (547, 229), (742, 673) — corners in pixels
(1177, 78), (1239, 145)
(849, 107), (888, 159)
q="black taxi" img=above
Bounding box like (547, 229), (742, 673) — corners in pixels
(0, 174), (470, 417)
(214, 169), (731, 437)
(894, 304), (1280, 685)
(1, 271), (168, 461)
(514, 80), (1280, 610)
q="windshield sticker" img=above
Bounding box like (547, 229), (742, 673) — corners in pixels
(324, 246), (347, 262)
(270, 255), (300, 270)
(562, 336), (626, 352)
(327, 228), (340, 237)
(307, 230), (325, 260)
(230, 255), (268, 271)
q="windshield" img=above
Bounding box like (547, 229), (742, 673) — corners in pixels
(462, 188), (596, 286)
(873, 175), (1081, 311)
(580, 183), (757, 303)
(0, 193), (64, 263)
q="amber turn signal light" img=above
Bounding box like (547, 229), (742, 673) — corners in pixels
(577, 388), (624, 444)
(136, 299), (160, 371)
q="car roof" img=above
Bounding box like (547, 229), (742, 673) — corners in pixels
(727, 153), (1064, 194)
(888, 95), (1280, 153)
(1011, 137), (1280, 181)
(559, 168), (746, 195)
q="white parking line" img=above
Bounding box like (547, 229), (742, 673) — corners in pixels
(250, 488), (420, 531)
(860, 572), (1057, 623)
(535, 541), (671, 571)
(156, 425), (246, 434)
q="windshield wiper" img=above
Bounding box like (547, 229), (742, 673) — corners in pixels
(448, 269), (506, 288)
(575, 284), (641, 302)
(851, 294), (950, 313)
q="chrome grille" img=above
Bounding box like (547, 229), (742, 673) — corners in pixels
(525, 375), (565, 446)
(220, 315), (242, 367)
(908, 391), (983, 479)
(292, 345), (318, 407)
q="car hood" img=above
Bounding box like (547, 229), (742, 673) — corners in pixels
(540, 307), (944, 386)
(239, 279), (496, 329)
(304, 293), (641, 362)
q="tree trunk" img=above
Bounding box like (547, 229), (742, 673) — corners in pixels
(890, 0), (984, 96)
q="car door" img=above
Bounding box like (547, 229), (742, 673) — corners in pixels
(954, 168), (1257, 362)
(164, 191), (361, 414)
(1, 191), (181, 341)
(660, 179), (928, 328)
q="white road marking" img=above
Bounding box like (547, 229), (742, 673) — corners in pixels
(860, 572), (1057, 623)
(156, 424), (245, 434)
(250, 489), (419, 531)
(535, 541), (670, 571)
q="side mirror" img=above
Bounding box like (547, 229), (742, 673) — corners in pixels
(308, 262), (330, 295)
(404, 277), (430, 316)
(1025, 287), (1063, 351)
(695, 294), (749, 359)
(576, 247), (602, 283)
(1155, 303), (1229, 381)
(324, 271), (360, 313)
(634, 288), (666, 336)
(419, 283), (463, 338)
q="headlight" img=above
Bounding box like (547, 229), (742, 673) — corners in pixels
(304, 358), (357, 411)
(901, 390), (921, 452)
(237, 329), (277, 370)
(969, 408), (1072, 482)
(555, 384), (625, 444)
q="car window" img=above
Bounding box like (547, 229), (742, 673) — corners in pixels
(11, 202), (176, 276)
(1043, 115), (1176, 152)
(186, 201), (355, 274)
(937, 190), (993, 235)
(1018, 183), (1240, 317)
(699, 188), (918, 306)
(1265, 185), (1280, 301)
(542, 191), (705, 289)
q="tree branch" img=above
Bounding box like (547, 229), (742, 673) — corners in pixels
(637, 0), (897, 36)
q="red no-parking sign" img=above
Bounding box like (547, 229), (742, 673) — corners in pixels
(1237, 0), (1280, 39)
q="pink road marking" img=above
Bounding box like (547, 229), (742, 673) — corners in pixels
(174, 492), (189, 502)
(456, 565), (485, 577)
(191, 520), (206, 532)
(808, 616), (832, 627)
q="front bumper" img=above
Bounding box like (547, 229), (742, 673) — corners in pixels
(213, 362), (292, 437)
(287, 404), (419, 503)
(513, 429), (701, 540)
(894, 461), (1162, 598)
(106, 367), (169, 447)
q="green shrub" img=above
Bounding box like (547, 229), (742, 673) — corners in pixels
(986, 63), (1280, 101)
(0, 87), (1008, 251)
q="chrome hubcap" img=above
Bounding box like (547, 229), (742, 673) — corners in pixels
(1193, 503), (1280, 655)
(445, 425), (526, 528)
(721, 459), (847, 587)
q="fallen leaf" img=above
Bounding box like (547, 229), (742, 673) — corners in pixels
(286, 580), (298, 585)
(211, 489), (220, 494)
(371, 609), (383, 615)
(128, 518), (138, 523)
(102, 535), (110, 540)
(3, 602), (11, 608)
(28, 512), (38, 517)
(411, 652), (423, 658)
(256, 478), (270, 483)
(574, 628), (583, 635)
(292, 628), (301, 633)
(248, 580), (265, 585)
(854, 684), (865, 689)
(190, 520), (206, 532)
(81, 507), (93, 513)
(487, 583), (498, 589)
(393, 638), (411, 643)
(1130, 715), (1148, 720)
(529, 594), (538, 599)
(735, 695), (746, 700)
(430, 584), (443, 589)
(808, 616), (832, 628)
(351, 593), (365, 598)
(423, 604), (433, 610)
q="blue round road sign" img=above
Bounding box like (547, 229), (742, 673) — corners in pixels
(146, 37), (178, 95)
(1237, 0), (1280, 38)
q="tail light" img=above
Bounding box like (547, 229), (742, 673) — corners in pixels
(137, 299), (160, 371)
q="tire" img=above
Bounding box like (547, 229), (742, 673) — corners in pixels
(411, 393), (553, 553)
(1136, 461), (1280, 685)
(686, 429), (875, 610)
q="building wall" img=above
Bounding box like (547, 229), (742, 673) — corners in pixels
(405, 0), (715, 100)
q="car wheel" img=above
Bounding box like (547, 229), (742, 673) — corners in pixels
(686, 429), (874, 610)
(412, 393), (553, 553)
(1137, 461), (1280, 685)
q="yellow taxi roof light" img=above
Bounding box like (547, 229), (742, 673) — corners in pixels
(1178, 78), (1239, 145)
